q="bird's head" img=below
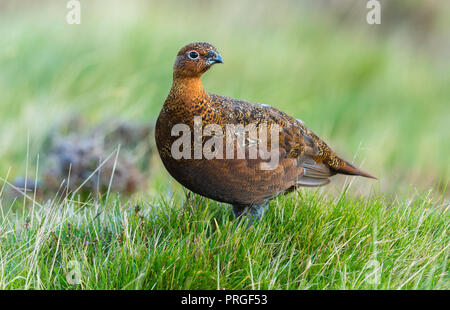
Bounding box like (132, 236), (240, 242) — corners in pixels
(173, 42), (223, 78)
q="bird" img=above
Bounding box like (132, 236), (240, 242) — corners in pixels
(155, 42), (376, 223)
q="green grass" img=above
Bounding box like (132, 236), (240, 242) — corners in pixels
(0, 0), (449, 289)
(0, 188), (447, 289)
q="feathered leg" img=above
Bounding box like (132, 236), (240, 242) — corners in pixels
(232, 201), (269, 227)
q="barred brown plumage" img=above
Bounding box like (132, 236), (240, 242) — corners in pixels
(155, 42), (376, 223)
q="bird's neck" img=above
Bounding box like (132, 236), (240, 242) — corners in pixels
(169, 76), (209, 102)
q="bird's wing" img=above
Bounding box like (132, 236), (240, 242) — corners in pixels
(209, 94), (375, 182)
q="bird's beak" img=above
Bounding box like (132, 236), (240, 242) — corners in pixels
(207, 53), (223, 65)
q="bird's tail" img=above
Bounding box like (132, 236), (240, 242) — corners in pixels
(334, 159), (377, 179)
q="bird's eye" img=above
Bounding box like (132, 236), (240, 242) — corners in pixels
(187, 50), (199, 60)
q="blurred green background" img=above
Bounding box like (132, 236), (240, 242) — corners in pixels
(0, 0), (449, 198)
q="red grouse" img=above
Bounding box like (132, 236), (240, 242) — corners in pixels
(156, 42), (375, 222)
